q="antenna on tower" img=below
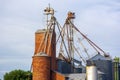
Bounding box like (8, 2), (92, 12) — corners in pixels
(44, 4), (55, 28)
(44, 4), (54, 15)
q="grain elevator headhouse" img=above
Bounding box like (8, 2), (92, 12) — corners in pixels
(32, 5), (56, 80)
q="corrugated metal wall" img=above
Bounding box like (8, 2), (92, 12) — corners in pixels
(113, 57), (120, 80)
(57, 59), (72, 74)
(87, 60), (113, 80)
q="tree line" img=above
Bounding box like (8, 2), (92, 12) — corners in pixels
(4, 69), (32, 80)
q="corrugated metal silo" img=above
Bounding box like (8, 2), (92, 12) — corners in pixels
(88, 54), (113, 80)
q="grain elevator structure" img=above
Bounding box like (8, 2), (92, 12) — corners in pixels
(32, 6), (115, 80)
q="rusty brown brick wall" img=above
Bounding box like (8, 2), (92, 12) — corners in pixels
(34, 30), (55, 55)
(34, 29), (56, 70)
(52, 71), (66, 80)
(32, 56), (51, 80)
(50, 30), (56, 70)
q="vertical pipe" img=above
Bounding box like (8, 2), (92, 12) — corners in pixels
(115, 62), (116, 80)
(114, 57), (120, 80)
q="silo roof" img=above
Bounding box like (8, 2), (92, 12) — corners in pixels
(34, 52), (49, 57)
(35, 29), (46, 33)
(88, 54), (112, 61)
(35, 29), (53, 33)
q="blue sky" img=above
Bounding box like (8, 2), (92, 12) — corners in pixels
(0, 0), (120, 79)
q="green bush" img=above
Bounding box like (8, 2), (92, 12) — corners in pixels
(4, 69), (32, 80)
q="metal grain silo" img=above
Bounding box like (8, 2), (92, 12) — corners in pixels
(32, 52), (51, 80)
(113, 57), (120, 80)
(88, 54), (113, 80)
(86, 65), (98, 80)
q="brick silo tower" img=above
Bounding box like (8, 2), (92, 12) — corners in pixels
(32, 6), (56, 80)
(32, 28), (56, 80)
(34, 29), (56, 70)
(32, 52), (51, 80)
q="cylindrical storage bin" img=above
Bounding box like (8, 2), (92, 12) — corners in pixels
(74, 68), (82, 73)
(32, 52), (51, 80)
(86, 65), (98, 80)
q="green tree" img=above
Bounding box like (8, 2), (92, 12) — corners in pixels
(4, 69), (32, 80)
